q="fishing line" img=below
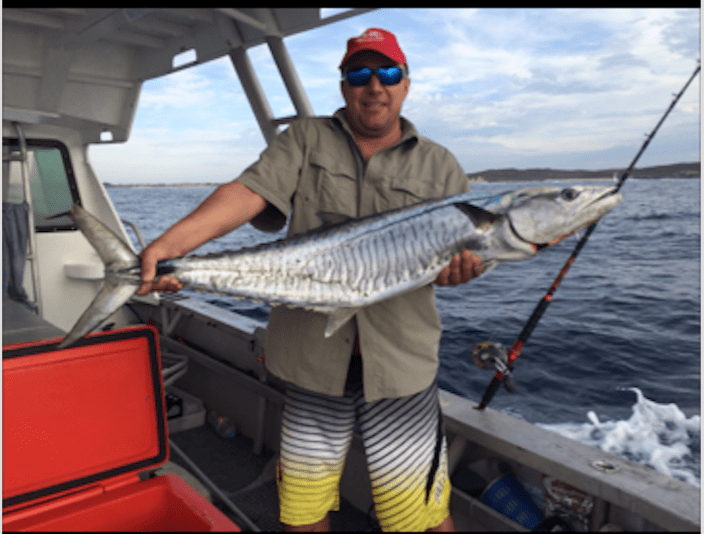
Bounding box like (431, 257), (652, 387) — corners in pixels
(475, 61), (701, 410)
(481, 264), (567, 345)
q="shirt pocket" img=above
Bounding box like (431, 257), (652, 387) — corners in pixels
(372, 175), (444, 213)
(300, 149), (358, 219)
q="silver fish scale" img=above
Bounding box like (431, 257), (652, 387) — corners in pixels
(302, 207), (457, 302)
(170, 202), (479, 310)
(162, 183), (626, 313)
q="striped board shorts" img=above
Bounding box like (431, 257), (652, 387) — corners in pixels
(277, 356), (451, 531)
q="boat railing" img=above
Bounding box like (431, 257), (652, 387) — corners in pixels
(121, 218), (147, 250)
(3, 122), (42, 316)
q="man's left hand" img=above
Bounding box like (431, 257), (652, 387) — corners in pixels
(435, 250), (483, 286)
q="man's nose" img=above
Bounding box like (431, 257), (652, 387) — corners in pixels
(365, 73), (384, 91)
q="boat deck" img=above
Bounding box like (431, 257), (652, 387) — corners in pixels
(3, 297), (65, 346)
(162, 424), (373, 532)
(2, 296), (370, 531)
(4, 294), (699, 531)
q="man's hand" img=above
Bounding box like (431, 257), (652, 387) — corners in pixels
(133, 180), (267, 297)
(135, 244), (184, 296)
(435, 250), (483, 286)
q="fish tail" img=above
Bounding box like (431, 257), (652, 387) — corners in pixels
(57, 204), (141, 349)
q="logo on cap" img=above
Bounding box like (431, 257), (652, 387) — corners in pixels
(340, 27), (407, 69)
(355, 29), (385, 43)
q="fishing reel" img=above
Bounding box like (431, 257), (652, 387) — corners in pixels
(471, 341), (515, 393)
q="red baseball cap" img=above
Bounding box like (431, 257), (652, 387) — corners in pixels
(339, 28), (407, 69)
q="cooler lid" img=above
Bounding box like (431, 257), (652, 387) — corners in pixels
(3, 325), (168, 509)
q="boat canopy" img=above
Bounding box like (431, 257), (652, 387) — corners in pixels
(3, 8), (372, 144)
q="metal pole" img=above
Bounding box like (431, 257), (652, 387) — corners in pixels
(266, 35), (315, 118)
(168, 438), (261, 532)
(228, 47), (279, 145)
(13, 122), (43, 317)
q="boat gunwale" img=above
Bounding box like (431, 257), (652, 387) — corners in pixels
(439, 388), (700, 532)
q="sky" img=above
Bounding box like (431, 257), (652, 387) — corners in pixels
(89, 8), (701, 184)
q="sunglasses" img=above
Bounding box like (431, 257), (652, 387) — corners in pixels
(342, 65), (408, 87)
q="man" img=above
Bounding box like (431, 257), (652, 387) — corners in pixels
(138, 28), (482, 532)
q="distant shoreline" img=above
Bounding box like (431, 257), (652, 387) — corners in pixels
(465, 162), (700, 183)
(104, 162), (700, 187)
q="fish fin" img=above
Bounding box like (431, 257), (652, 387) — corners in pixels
(453, 203), (496, 227)
(69, 203), (138, 269)
(57, 279), (138, 349)
(324, 308), (359, 338)
(58, 204), (141, 349)
(316, 211), (353, 227)
(480, 260), (499, 276)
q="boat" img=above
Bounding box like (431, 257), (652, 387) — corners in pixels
(3, 8), (699, 532)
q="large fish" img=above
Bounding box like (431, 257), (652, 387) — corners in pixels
(58, 185), (621, 349)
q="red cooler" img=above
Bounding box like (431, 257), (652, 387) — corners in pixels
(3, 325), (239, 531)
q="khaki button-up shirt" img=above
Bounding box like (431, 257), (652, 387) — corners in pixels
(237, 109), (470, 401)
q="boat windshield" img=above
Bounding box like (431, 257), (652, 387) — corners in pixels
(2, 139), (79, 231)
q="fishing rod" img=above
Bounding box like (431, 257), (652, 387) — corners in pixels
(474, 61), (701, 410)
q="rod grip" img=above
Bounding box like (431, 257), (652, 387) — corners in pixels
(476, 375), (502, 410)
(155, 260), (177, 276)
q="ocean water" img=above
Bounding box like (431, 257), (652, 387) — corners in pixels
(107, 178), (700, 487)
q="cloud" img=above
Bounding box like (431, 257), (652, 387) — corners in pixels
(396, 8), (699, 171)
(90, 127), (266, 184)
(660, 9), (701, 58)
(90, 8), (699, 183)
(598, 53), (650, 71)
(139, 69), (216, 110)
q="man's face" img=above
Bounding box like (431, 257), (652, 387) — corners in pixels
(341, 51), (410, 139)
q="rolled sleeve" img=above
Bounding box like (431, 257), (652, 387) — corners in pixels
(236, 123), (305, 231)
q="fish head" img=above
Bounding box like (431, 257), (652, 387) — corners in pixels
(501, 185), (622, 246)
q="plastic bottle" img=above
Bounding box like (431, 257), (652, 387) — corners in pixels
(480, 460), (544, 530)
(207, 411), (236, 438)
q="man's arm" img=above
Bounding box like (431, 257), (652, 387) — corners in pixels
(136, 180), (267, 295)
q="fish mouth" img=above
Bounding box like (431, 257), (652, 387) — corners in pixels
(515, 185), (623, 249)
(507, 217), (539, 247)
(589, 187), (623, 219)
(593, 186), (621, 203)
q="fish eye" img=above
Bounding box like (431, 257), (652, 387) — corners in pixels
(561, 188), (579, 201)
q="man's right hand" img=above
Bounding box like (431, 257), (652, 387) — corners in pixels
(135, 244), (184, 296)
(132, 180), (267, 297)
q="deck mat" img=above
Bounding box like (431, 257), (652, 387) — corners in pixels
(168, 424), (372, 531)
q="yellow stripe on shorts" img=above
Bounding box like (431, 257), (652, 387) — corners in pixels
(360, 382), (451, 531)
(277, 380), (451, 531)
